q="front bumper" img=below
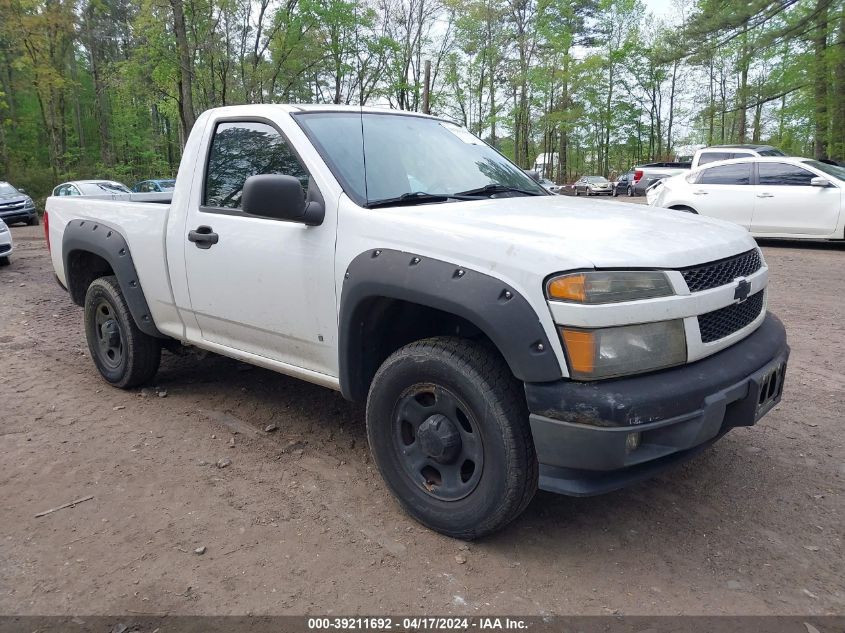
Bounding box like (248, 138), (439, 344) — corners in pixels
(526, 313), (789, 496)
(0, 208), (36, 224)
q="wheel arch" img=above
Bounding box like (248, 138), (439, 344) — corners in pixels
(62, 219), (165, 338)
(338, 249), (562, 402)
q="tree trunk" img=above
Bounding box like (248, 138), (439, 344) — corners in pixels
(814, 0), (831, 159)
(831, 4), (845, 161)
(737, 33), (749, 143)
(171, 0), (196, 144)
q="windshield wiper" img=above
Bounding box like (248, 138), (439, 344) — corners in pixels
(365, 192), (454, 209)
(453, 183), (543, 198)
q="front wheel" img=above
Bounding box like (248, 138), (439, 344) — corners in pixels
(366, 337), (537, 539)
(84, 275), (161, 388)
(0, 256), (9, 266)
(28, 214), (40, 226)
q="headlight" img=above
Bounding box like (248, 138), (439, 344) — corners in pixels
(547, 271), (674, 303)
(0, 223), (7, 233)
(24, 197), (35, 208)
(560, 320), (686, 380)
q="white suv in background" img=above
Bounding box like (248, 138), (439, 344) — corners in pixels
(0, 218), (13, 265)
(690, 144), (786, 169)
(648, 156), (845, 240)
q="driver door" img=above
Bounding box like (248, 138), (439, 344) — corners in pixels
(182, 119), (338, 376)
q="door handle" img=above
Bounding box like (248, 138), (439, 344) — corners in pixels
(756, 193), (774, 198)
(693, 190), (708, 195)
(188, 225), (219, 249)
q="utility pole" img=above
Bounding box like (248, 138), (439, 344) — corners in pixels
(422, 60), (431, 114)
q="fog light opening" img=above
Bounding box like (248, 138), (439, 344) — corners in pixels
(626, 432), (641, 453)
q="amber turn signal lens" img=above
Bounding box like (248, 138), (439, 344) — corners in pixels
(560, 328), (595, 375)
(548, 274), (587, 302)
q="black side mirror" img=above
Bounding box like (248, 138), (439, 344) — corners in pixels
(18, 187), (27, 194)
(241, 174), (324, 226)
(523, 169), (541, 182)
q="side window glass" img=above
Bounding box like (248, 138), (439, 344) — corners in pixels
(698, 152), (732, 166)
(758, 162), (815, 186)
(699, 164), (751, 185)
(204, 121), (309, 210)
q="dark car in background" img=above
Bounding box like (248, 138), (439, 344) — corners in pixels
(0, 181), (39, 225)
(132, 179), (176, 193)
(612, 171), (635, 197)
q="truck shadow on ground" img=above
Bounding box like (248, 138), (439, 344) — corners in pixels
(153, 349), (789, 554)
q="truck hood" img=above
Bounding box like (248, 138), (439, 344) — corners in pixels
(0, 193), (27, 204)
(383, 195), (756, 271)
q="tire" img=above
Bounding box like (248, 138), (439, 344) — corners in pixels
(574, 188), (579, 196)
(612, 187), (618, 197)
(0, 256), (9, 266)
(27, 214), (40, 226)
(366, 336), (537, 539)
(627, 186), (633, 197)
(84, 275), (161, 388)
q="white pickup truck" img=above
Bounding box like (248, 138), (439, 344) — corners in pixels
(45, 104), (789, 538)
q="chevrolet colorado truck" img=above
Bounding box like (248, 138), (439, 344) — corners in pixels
(45, 105), (789, 538)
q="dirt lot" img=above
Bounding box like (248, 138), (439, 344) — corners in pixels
(1, 219), (843, 616)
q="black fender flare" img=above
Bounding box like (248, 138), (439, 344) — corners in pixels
(338, 248), (562, 401)
(62, 219), (165, 338)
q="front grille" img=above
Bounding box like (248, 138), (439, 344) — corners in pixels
(680, 249), (762, 292)
(0, 200), (25, 210)
(698, 291), (764, 343)
(0, 244), (10, 254)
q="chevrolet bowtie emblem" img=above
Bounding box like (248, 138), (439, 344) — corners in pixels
(734, 279), (751, 303)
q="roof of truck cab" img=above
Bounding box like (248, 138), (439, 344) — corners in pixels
(287, 103), (441, 119)
(705, 144), (777, 150)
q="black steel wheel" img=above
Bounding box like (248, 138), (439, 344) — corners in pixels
(366, 337), (537, 539)
(393, 383), (484, 502)
(93, 299), (125, 370)
(84, 275), (161, 388)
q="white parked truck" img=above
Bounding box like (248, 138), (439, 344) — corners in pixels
(46, 104), (789, 538)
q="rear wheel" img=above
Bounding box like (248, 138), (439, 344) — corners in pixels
(366, 337), (537, 539)
(84, 275), (161, 388)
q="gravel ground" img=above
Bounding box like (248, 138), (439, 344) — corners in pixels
(1, 221), (843, 616)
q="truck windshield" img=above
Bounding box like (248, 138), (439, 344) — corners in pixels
(295, 112), (546, 208)
(0, 183), (19, 195)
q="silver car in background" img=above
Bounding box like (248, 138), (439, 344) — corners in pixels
(52, 180), (132, 198)
(573, 175), (613, 196)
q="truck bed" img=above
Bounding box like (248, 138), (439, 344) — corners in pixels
(46, 195), (184, 339)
